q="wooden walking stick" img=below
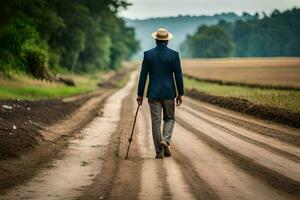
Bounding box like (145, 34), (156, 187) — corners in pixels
(125, 104), (141, 159)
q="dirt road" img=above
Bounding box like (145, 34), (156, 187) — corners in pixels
(1, 71), (299, 200)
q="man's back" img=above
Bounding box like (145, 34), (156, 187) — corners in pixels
(137, 43), (184, 99)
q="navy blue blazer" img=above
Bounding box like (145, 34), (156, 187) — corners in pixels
(137, 43), (184, 99)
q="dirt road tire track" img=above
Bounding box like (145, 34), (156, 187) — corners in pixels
(176, 116), (300, 196)
(170, 147), (221, 200)
(185, 98), (300, 147)
(182, 105), (300, 162)
(77, 94), (143, 200)
(138, 104), (172, 200)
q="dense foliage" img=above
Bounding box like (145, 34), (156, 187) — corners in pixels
(183, 25), (235, 58)
(182, 8), (300, 58)
(0, 0), (139, 77)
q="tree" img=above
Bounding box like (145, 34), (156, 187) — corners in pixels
(185, 25), (235, 58)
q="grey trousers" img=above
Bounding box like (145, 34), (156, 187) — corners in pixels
(148, 99), (175, 153)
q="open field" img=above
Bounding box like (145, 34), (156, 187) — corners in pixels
(182, 57), (300, 88)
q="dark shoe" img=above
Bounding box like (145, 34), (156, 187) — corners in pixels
(155, 152), (164, 159)
(160, 141), (171, 157)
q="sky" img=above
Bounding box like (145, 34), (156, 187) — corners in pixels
(119, 0), (300, 19)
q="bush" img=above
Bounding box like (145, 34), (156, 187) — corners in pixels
(21, 43), (51, 80)
(0, 15), (54, 80)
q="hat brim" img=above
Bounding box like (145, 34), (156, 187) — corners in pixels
(151, 31), (173, 40)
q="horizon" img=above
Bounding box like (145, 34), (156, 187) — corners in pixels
(119, 0), (300, 20)
(121, 11), (256, 20)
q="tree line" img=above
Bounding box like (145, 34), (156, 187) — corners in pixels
(181, 8), (300, 58)
(125, 12), (253, 56)
(0, 0), (139, 79)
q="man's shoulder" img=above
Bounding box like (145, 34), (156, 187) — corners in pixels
(144, 47), (156, 55)
(166, 47), (179, 55)
(166, 48), (179, 60)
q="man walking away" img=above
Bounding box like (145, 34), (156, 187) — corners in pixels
(136, 28), (184, 159)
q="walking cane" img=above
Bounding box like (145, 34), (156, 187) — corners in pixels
(125, 104), (141, 159)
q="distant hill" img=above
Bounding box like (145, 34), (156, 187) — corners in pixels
(124, 13), (254, 57)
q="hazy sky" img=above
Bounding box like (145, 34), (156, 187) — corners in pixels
(119, 0), (300, 19)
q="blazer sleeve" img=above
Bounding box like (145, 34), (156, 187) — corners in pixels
(137, 52), (149, 97)
(174, 52), (184, 96)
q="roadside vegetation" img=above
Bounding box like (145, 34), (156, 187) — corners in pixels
(0, 73), (102, 100)
(185, 77), (300, 113)
(0, 0), (139, 80)
(0, 1), (139, 100)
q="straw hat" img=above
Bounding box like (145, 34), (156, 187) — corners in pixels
(152, 28), (173, 40)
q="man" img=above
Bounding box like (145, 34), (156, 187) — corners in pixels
(136, 28), (184, 159)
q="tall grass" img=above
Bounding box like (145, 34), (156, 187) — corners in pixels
(0, 73), (102, 100)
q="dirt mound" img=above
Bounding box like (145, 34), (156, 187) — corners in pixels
(186, 89), (300, 128)
(58, 76), (76, 86)
(0, 98), (84, 159)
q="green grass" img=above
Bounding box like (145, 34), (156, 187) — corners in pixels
(185, 77), (300, 113)
(0, 85), (94, 100)
(0, 73), (103, 100)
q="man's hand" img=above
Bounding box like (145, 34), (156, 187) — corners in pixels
(176, 96), (183, 106)
(136, 96), (143, 105)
